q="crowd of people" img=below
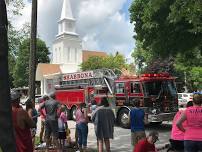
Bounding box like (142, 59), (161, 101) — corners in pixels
(10, 91), (116, 152)
(10, 90), (202, 152)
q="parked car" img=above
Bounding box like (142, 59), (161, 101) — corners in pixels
(178, 93), (193, 107)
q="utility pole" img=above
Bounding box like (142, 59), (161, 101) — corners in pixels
(28, 0), (37, 103)
(0, 0), (16, 151)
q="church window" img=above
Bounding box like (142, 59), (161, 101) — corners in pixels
(61, 23), (63, 33)
(69, 22), (72, 29)
(59, 47), (61, 62)
(68, 47), (70, 61)
(65, 22), (68, 31)
(55, 48), (57, 63)
(75, 48), (77, 62)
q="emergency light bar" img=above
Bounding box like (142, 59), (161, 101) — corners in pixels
(141, 73), (170, 78)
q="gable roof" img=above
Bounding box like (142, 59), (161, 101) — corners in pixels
(36, 63), (61, 80)
(82, 50), (107, 62)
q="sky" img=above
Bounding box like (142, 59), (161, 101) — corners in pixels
(13, 0), (135, 61)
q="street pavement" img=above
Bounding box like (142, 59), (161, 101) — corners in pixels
(36, 119), (172, 152)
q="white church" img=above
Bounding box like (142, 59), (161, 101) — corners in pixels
(36, 0), (107, 95)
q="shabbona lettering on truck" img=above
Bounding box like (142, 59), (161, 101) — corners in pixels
(63, 71), (94, 81)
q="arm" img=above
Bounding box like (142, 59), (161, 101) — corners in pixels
(22, 110), (36, 128)
(91, 109), (98, 122)
(27, 109), (33, 119)
(38, 102), (45, 112)
(84, 108), (89, 123)
(176, 111), (186, 132)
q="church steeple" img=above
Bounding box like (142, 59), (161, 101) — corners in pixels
(57, 0), (78, 38)
(52, 0), (82, 71)
(60, 0), (73, 20)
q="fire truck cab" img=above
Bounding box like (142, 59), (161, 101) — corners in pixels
(114, 73), (178, 128)
(53, 69), (178, 128)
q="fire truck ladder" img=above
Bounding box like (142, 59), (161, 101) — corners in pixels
(61, 68), (117, 94)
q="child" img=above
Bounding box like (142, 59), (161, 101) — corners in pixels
(58, 105), (68, 150)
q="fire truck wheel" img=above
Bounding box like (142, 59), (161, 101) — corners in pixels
(118, 108), (130, 129)
(71, 106), (77, 120)
(150, 122), (162, 125)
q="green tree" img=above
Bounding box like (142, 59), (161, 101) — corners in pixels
(130, 0), (202, 90)
(190, 67), (202, 91)
(80, 53), (128, 72)
(7, 0), (25, 87)
(131, 41), (153, 73)
(13, 38), (50, 87)
(129, 0), (202, 57)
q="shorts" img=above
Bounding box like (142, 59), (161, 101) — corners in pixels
(45, 120), (58, 138)
(170, 139), (184, 151)
(131, 131), (146, 146)
(184, 140), (202, 152)
(58, 130), (66, 140)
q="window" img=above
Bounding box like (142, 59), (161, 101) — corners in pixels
(75, 48), (77, 62)
(55, 48), (57, 63)
(131, 82), (141, 93)
(115, 82), (125, 93)
(68, 47), (70, 61)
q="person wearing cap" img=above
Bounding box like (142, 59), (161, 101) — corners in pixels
(38, 92), (60, 150)
(129, 99), (146, 148)
(10, 91), (36, 152)
(176, 93), (202, 152)
(133, 131), (159, 152)
(39, 95), (49, 144)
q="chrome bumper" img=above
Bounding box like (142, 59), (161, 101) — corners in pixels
(147, 112), (176, 122)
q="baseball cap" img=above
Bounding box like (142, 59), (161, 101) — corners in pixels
(10, 91), (21, 101)
(148, 131), (159, 141)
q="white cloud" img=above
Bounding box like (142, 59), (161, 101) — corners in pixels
(13, 0), (135, 61)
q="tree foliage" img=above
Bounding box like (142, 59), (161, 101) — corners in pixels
(80, 53), (128, 72)
(129, 0), (202, 57)
(132, 41), (175, 74)
(13, 38), (50, 87)
(130, 0), (202, 91)
(6, 0), (25, 87)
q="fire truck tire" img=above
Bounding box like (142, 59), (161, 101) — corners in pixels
(118, 108), (130, 129)
(71, 106), (77, 120)
(150, 122), (162, 125)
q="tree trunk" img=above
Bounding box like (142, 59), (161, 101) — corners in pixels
(28, 0), (37, 103)
(0, 0), (16, 151)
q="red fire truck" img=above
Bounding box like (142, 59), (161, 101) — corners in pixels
(54, 69), (178, 128)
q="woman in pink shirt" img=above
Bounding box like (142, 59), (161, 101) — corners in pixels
(75, 103), (88, 152)
(170, 101), (193, 151)
(177, 93), (202, 152)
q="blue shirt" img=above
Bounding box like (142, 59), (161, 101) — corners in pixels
(130, 108), (145, 132)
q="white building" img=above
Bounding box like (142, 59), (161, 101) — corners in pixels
(52, 0), (82, 73)
(36, 0), (107, 95)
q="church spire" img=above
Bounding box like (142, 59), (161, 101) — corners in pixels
(57, 0), (78, 37)
(60, 0), (74, 20)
